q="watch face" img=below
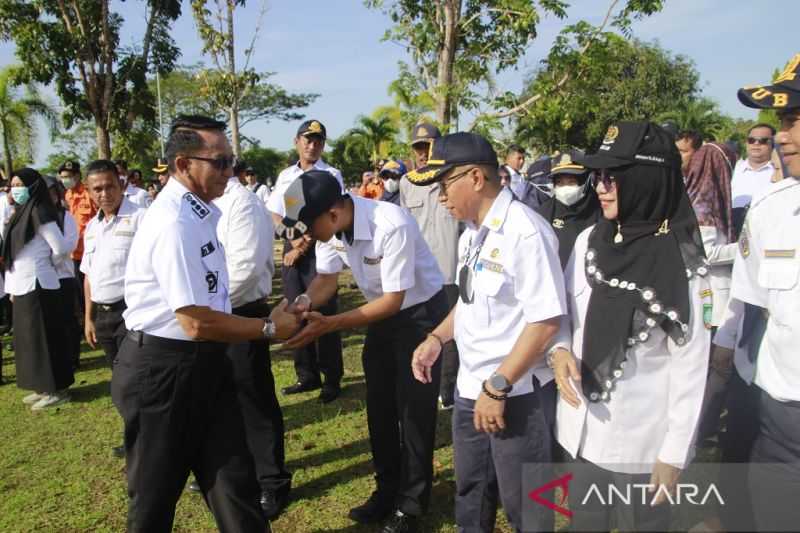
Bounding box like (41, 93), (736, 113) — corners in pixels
(490, 374), (509, 392)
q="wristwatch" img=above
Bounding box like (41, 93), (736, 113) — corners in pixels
(261, 318), (276, 339)
(488, 372), (512, 394)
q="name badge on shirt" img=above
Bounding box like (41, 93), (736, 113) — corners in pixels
(363, 256), (382, 265)
(477, 258), (504, 273)
(206, 271), (219, 293)
(114, 230), (135, 237)
(201, 241), (216, 257)
(764, 249), (796, 259)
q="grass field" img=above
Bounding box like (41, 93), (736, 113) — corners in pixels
(0, 268), (519, 532)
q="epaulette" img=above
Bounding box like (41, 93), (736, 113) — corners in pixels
(182, 192), (210, 220)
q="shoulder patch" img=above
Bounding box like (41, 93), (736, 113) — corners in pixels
(739, 225), (750, 258)
(183, 193), (210, 219)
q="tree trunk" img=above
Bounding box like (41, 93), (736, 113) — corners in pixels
(435, 0), (460, 130)
(226, 0), (241, 157)
(2, 118), (13, 180)
(96, 123), (111, 160)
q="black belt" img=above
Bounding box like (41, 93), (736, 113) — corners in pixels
(95, 299), (126, 312)
(232, 298), (270, 319)
(126, 331), (225, 353)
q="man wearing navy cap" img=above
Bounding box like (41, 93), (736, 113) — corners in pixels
(266, 120), (345, 403)
(278, 170), (448, 532)
(727, 53), (800, 532)
(408, 132), (565, 532)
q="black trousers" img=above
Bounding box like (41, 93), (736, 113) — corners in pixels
(94, 300), (127, 366)
(362, 288), (448, 517)
(73, 259), (86, 314)
(59, 278), (82, 367)
(0, 294), (12, 328)
(228, 299), (291, 495)
(749, 387), (800, 532)
(281, 242), (343, 386)
(112, 333), (265, 532)
(439, 284), (460, 404)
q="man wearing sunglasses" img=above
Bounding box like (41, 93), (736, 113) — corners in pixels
(407, 132), (566, 532)
(731, 123), (776, 211)
(276, 170), (448, 532)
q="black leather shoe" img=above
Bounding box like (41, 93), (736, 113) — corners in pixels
(381, 510), (418, 533)
(260, 490), (289, 520)
(348, 490), (395, 524)
(112, 445), (125, 459)
(187, 480), (201, 493)
(319, 385), (340, 404)
(281, 381), (321, 395)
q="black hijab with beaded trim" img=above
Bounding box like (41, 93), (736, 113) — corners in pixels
(580, 129), (707, 403)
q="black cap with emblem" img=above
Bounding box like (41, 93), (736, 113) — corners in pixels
(406, 132), (498, 186)
(580, 121), (679, 170)
(278, 170), (345, 238)
(411, 123), (442, 147)
(58, 160), (80, 173)
(297, 119), (327, 140)
(738, 53), (800, 110)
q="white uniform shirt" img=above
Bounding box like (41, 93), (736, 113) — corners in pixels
(247, 182), (271, 207)
(5, 220), (72, 295)
(124, 183), (150, 208)
(266, 159), (344, 216)
(214, 177), (274, 308)
(454, 187), (566, 400)
(80, 198), (146, 304)
(554, 227), (711, 473)
(315, 194), (443, 308)
(123, 178), (230, 340)
(731, 159), (775, 208)
(0, 193), (14, 237)
(699, 226), (737, 327)
(504, 165), (527, 200)
(730, 177), (800, 402)
(55, 212), (79, 279)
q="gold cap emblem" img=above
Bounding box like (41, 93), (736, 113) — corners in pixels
(308, 121), (322, 133)
(603, 126), (619, 144)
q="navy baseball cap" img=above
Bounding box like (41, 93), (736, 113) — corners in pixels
(411, 123), (442, 146)
(738, 53), (800, 110)
(406, 132), (498, 186)
(580, 121), (679, 170)
(379, 159), (408, 178)
(278, 170), (345, 239)
(297, 119), (327, 140)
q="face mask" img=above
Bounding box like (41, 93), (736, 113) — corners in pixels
(60, 178), (75, 189)
(554, 184), (584, 206)
(11, 186), (30, 205)
(384, 178), (400, 193)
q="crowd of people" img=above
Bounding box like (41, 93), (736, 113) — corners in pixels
(0, 52), (799, 533)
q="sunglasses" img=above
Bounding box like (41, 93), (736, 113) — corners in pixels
(747, 136), (772, 146)
(185, 155), (236, 170)
(593, 169), (617, 190)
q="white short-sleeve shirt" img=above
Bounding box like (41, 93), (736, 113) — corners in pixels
(730, 177), (800, 402)
(266, 159), (344, 217)
(731, 159), (775, 208)
(123, 178), (230, 340)
(315, 195), (444, 309)
(453, 187), (567, 400)
(80, 198), (146, 304)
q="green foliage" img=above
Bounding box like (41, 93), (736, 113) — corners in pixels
(240, 145), (290, 182)
(327, 132), (374, 187)
(514, 33), (701, 152)
(346, 115), (399, 166)
(657, 97), (730, 140)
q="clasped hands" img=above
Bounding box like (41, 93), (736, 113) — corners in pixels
(268, 293), (334, 348)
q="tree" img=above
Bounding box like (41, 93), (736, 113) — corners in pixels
(0, 0), (182, 159)
(0, 65), (58, 179)
(327, 132), (374, 187)
(240, 145), (288, 182)
(345, 115), (398, 167)
(657, 98), (729, 140)
(513, 35), (701, 152)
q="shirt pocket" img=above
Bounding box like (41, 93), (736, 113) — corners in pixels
(470, 270), (506, 326)
(758, 260), (799, 325)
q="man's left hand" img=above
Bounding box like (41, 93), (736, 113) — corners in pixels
(649, 460), (681, 505)
(284, 312), (335, 349)
(473, 390), (506, 434)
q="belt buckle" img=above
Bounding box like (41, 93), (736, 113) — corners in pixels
(100, 304), (112, 312)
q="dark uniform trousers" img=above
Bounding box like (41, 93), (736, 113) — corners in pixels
(453, 379), (556, 533)
(94, 299), (127, 366)
(363, 288), (448, 517)
(59, 277), (82, 367)
(112, 332), (265, 533)
(748, 387), (800, 532)
(281, 241), (343, 387)
(439, 284), (460, 404)
(228, 299), (292, 496)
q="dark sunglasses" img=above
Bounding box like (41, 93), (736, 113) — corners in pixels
(747, 136), (772, 146)
(185, 155), (236, 170)
(593, 169), (617, 190)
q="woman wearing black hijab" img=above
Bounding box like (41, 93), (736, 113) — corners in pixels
(2, 168), (74, 410)
(535, 152), (601, 268)
(549, 123), (711, 531)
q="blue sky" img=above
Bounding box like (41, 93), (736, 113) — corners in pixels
(1, 0), (798, 165)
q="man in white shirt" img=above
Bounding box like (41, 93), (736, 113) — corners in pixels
(502, 144), (526, 199)
(214, 171), (292, 519)
(408, 133), (565, 532)
(731, 123), (776, 228)
(733, 58), (800, 532)
(115, 159), (150, 208)
(277, 171), (449, 533)
(266, 120), (344, 402)
(237, 162), (270, 206)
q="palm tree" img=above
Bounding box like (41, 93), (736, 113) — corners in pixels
(0, 66), (59, 180)
(657, 98), (728, 140)
(346, 115), (398, 167)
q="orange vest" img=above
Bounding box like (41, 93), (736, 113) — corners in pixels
(65, 182), (97, 260)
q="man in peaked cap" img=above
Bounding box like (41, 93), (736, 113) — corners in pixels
(277, 169), (448, 532)
(725, 53), (800, 532)
(407, 132), (565, 532)
(400, 122), (462, 410)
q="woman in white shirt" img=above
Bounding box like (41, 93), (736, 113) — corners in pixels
(45, 176), (80, 369)
(1, 168), (74, 410)
(551, 122), (711, 532)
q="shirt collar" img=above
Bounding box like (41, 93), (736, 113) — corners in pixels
(97, 196), (136, 222)
(475, 187), (513, 234)
(294, 159), (326, 173)
(224, 176), (240, 194)
(744, 160), (774, 172)
(351, 195), (373, 242)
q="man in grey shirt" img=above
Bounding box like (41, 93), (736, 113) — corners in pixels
(400, 123), (461, 408)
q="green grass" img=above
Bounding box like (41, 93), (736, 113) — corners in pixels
(0, 269), (515, 532)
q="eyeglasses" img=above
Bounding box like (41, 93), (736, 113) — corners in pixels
(439, 167), (475, 197)
(747, 136), (772, 146)
(594, 169), (617, 190)
(185, 156), (236, 170)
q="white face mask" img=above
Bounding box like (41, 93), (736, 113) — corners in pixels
(554, 184), (584, 206)
(384, 178), (400, 193)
